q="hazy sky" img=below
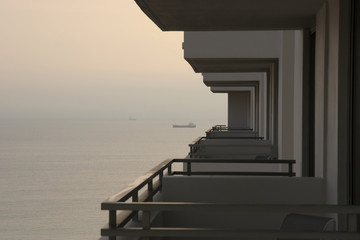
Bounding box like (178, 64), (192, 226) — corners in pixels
(0, 0), (226, 120)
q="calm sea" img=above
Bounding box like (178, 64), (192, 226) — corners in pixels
(0, 119), (223, 240)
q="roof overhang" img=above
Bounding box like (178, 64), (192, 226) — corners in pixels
(135, 0), (325, 31)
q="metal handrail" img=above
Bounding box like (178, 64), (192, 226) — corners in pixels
(104, 158), (295, 204)
(190, 141), (272, 147)
(103, 201), (360, 237)
(188, 136), (269, 156)
(207, 136), (265, 139)
(102, 228), (360, 239)
(102, 157), (298, 239)
(210, 125), (253, 132)
(104, 159), (173, 203)
(173, 158), (295, 177)
(212, 124), (226, 130)
(102, 201), (360, 239)
(102, 202), (360, 213)
(188, 136), (206, 154)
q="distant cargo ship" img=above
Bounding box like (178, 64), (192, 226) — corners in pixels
(128, 117), (136, 121)
(172, 122), (196, 128)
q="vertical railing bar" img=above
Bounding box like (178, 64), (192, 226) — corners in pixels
(132, 193), (138, 202)
(148, 179), (153, 192)
(187, 161), (191, 176)
(132, 193), (139, 221)
(148, 180), (153, 191)
(289, 162), (294, 177)
(159, 170), (163, 183)
(142, 210), (151, 230)
(109, 210), (116, 228)
(168, 165), (172, 175)
(148, 180), (153, 201)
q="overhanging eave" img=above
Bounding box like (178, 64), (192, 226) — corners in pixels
(135, 0), (325, 31)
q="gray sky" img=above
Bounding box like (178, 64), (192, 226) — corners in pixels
(0, 0), (226, 120)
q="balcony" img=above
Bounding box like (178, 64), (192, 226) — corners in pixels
(100, 158), (360, 240)
(206, 125), (261, 139)
(189, 125), (273, 160)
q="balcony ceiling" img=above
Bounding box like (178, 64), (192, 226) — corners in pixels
(186, 58), (277, 73)
(135, 0), (325, 31)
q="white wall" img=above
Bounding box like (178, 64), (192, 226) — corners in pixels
(314, 0), (340, 204)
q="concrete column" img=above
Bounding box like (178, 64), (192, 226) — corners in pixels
(228, 91), (251, 129)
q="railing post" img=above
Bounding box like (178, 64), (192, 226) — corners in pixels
(288, 162), (294, 177)
(159, 170), (163, 182)
(142, 210), (151, 230)
(148, 180), (153, 191)
(132, 193), (139, 221)
(168, 165), (172, 175)
(187, 161), (191, 176)
(148, 180), (153, 201)
(109, 210), (116, 228)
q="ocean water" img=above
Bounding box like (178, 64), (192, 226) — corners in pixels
(0, 119), (223, 240)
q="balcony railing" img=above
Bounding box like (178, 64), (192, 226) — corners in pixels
(189, 136), (273, 158)
(102, 202), (360, 239)
(101, 158), (358, 240)
(102, 202), (360, 240)
(205, 125), (263, 139)
(189, 136), (205, 154)
(210, 125), (253, 131)
(175, 158), (295, 177)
